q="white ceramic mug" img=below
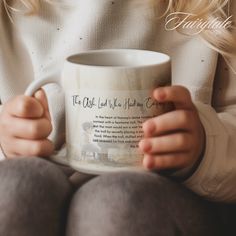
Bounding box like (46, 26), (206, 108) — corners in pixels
(25, 49), (171, 174)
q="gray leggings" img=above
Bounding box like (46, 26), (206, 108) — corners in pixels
(0, 158), (233, 236)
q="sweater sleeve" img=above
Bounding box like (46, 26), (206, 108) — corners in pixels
(183, 2), (236, 202)
(184, 53), (236, 203)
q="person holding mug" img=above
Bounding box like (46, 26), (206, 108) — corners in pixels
(0, 0), (235, 235)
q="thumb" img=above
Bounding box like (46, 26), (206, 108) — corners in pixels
(34, 89), (51, 121)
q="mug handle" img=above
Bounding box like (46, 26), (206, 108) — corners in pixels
(24, 77), (59, 96)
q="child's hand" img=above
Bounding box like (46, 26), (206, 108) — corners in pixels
(139, 86), (205, 174)
(0, 90), (54, 158)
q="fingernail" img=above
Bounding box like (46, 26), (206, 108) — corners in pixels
(139, 140), (152, 153)
(143, 155), (154, 169)
(154, 89), (166, 101)
(143, 121), (155, 136)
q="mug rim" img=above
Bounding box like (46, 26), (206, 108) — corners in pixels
(66, 49), (171, 69)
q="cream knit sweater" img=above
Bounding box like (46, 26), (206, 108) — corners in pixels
(0, 0), (236, 202)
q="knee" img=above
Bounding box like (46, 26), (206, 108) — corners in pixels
(67, 171), (185, 236)
(68, 172), (222, 236)
(72, 171), (185, 208)
(0, 158), (72, 234)
(0, 157), (71, 202)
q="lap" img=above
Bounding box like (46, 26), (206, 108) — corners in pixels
(1, 159), (234, 236)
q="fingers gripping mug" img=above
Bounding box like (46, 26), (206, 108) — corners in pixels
(25, 49), (171, 174)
